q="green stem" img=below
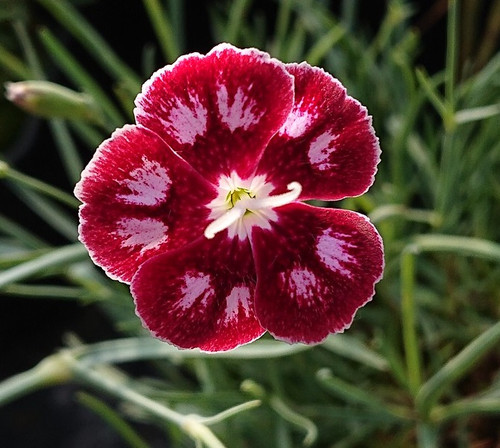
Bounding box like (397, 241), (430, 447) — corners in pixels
(67, 355), (227, 448)
(400, 249), (422, 396)
(269, 395), (318, 446)
(0, 353), (72, 406)
(197, 400), (261, 425)
(445, 0), (458, 110)
(416, 422), (439, 448)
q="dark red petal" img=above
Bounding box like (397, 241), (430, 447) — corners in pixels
(132, 234), (264, 351)
(257, 63), (380, 200)
(251, 202), (384, 344)
(75, 125), (216, 283)
(134, 43), (294, 183)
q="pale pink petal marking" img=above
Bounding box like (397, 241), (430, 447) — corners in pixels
(279, 99), (318, 138)
(177, 271), (214, 310)
(116, 217), (169, 254)
(117, 157), (171, 206)
(161, 94), (208, 145)
(280, 267), (323, 307)
(315, 229), (358, 279)
(216, 84), (264, 132)
(222, 285), (251, 323)
(307, 130), (339, 171)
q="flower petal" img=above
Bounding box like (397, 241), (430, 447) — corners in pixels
(132, 234), (264, 351)
(134, 43), (294, 183)
(257, 63), (380, 200)
(75, 125), (216, 283)
(251, 202), (384, 344)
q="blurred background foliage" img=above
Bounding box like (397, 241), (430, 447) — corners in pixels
(0, 0), (499, 447)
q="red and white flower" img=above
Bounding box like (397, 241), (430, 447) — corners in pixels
(75, 43), (384, 352)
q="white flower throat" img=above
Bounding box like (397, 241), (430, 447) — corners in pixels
(204, 173), (302, 240)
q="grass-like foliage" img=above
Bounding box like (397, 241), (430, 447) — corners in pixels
(0, 0), (499, 446)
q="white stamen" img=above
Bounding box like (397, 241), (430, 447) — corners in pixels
(204, 181), (302, 239)
(249, 182), (302, 210)
(204, 205), (246, 239)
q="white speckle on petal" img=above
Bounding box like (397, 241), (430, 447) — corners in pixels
(116, 217), (168, 253)
(216, 84), (263, 132)
(117, 157), (170, 206)
(308, 130), (339, 171)
(163, 95), (208, 145)
(279, 101), (317, 138)
(223, 285), (251, 323)
(316, 230), (357, 279)
(178, 271), (214, 310)
(282, 267), (319, 305)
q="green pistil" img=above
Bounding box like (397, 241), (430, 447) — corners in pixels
(226, 187), (255, 208)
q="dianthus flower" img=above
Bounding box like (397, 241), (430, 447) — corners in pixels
(75, 43), (384, 351)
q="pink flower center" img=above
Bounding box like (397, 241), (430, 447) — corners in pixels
(204, 173), (302, 240)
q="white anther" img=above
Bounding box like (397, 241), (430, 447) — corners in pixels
(204, 205), (246, 239)
(248, 182), (302, 210)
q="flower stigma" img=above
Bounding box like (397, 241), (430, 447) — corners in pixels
(204, 173), (302, 240)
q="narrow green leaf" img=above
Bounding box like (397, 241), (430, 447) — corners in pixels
(38, 27), (125, 129)
(3, 283), (87, 300)
(73, 338), (311, 367)
(49, 119), (83, 185)
(305, 24), (345, 66)
(8, 186), (78, 241)
(321, 334), (389, 371)
(142, 0), (179, 62)
(0, 243), (87, 289)
(416, 321), (500, 418)
(415, 68), (448, 121)
(37, 0), (141, 93)
(0, 214), (47, 249)
(273, 0), (293, 59)
(0, 161), (80, 208)
(401, 249), (422, 396)
(0, 43), (32, 79)
(412, 234), (500, 262)
(316, 368), (411, 421)
(69, 121), (107, 149)
(77, 392), (150, 448)
(12, 21), (44, 79)
(224, 0), (253, 44)
(455, 104), (500, 124)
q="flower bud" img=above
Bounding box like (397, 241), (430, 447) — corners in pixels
(5, 80), (101, 122)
